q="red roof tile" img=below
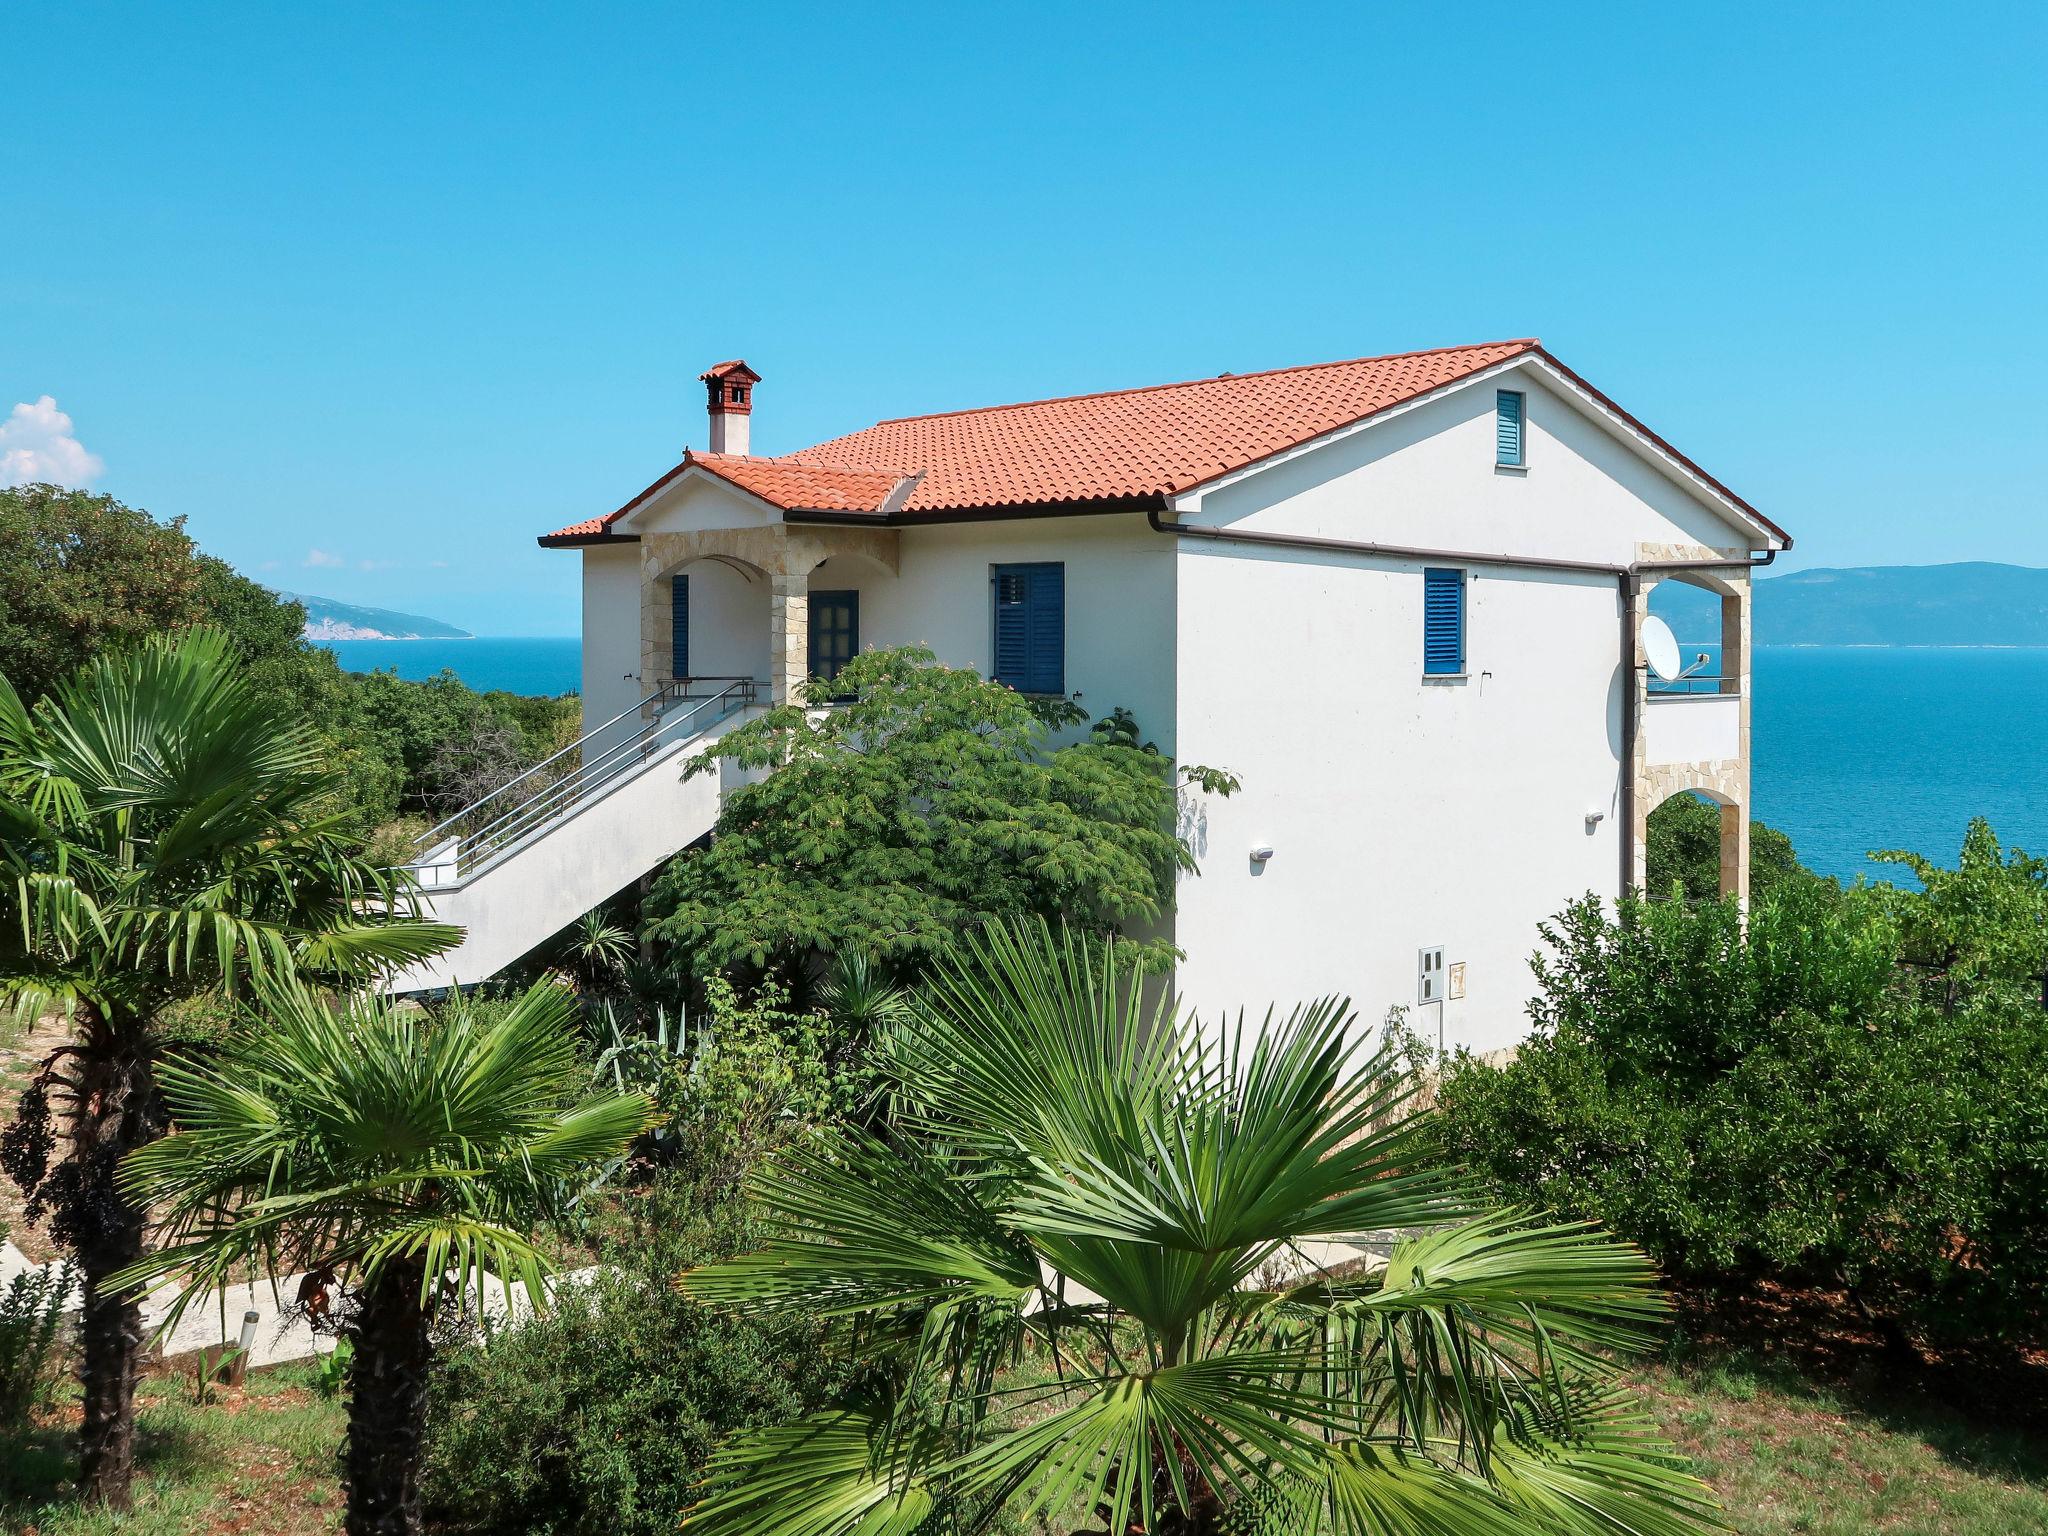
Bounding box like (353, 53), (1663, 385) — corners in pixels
(688, 452), (909, 513)
(540, 340), (1784, 544)
(791, 341), (1538, 514)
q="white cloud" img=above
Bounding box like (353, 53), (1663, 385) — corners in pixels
(0, 396), (104, 488)
(303, 548), (345, 568)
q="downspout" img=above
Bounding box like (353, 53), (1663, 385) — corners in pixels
(1144, 508), (1781, 907)
(1617, 570), (1638, 901)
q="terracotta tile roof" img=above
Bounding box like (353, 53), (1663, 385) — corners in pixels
(539, 339), (1784, 544)
(790, 340), (1538, 514)
(699, 359), (760, 384)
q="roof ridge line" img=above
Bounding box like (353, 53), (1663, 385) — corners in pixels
(857, 339), (1541, 428)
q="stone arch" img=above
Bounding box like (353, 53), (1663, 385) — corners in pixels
(1634, 772), (1747, 906)
(636, 522), (902, 705)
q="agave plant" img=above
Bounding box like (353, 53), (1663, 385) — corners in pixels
(680, 920), (1718, 1536)
(559, 909), (636, 985)
(814, 948), (914, 1036)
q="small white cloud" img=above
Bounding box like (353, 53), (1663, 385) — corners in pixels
(0, 396), (105, 488)
(357, 558), (397, 572)
(303, 548), (345, 569)
(258, 559), (281, 572)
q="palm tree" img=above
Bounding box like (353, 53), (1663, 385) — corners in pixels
(0, 629), (457, 1508)
(116, 975), (652, 1536)
(680, 920), (1721, 1536)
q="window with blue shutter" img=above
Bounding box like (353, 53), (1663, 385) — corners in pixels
(1496, 390), (1525, 467)
(991, 562), (1065, 694)
(670, 575), (689, 680)
(1423, 567), (1465, 675)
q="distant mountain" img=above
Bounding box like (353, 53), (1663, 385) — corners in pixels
(281, 592), (472, 641)
(1753, 563), (2048, 647)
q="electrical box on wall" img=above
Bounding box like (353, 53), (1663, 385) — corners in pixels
(1417, 946), (1445, 1005)
(1448, 961), (1466, 1001)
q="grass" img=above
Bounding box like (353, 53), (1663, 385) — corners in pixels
(0, 1358), (347, 1536)
(2, 1328), (2042, 1534)
(1633, 1348), (2048, 1535)
(991, 1314), (2048, 1536)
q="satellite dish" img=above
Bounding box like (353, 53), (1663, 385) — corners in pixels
(1641, 615), (1683, 681)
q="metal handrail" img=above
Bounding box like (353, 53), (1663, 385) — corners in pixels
(408, 677), (761, 879)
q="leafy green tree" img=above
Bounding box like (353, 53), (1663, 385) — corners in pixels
(0, 630), (456, 1509)
(0, 482), (409, 823)
(645, 647), (1235, 976)
(1435, 836), (2048, 1343)
(680, 920), (1716, 1536)
(0, 484), (259, 702)
(0, 483), (577, 837)
(116, 976), (650, 1536)
(1642, 792), (1813, 903)
(1874, 817), (2048, 1009)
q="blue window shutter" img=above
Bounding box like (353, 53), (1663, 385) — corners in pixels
(1423, 567), (1465, 675)
(1496, 390), (1524, 467)
(991, 562), (1064, 693)
(670, 575), (689, 679)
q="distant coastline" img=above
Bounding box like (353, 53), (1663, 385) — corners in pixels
(284, 590), (472, 642)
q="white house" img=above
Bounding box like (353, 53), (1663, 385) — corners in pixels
(402, 341), (1789, 1051)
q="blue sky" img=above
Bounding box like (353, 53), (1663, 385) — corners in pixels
(5, 2), (2043, 635)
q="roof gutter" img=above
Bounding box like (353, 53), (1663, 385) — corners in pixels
(1144, 506), (1779, 579)
(1145, 509), (1779, 903)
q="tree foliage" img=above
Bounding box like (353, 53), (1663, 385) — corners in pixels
(0, 482), (577, 837)
(677, 919), (1717, 1536)
(1642, 792), (1813, 903)
(644, 648), (1235, 976)
(1435, 821), (2048, 1344)
(0, 628), (457, 1508)
(116, 976), (651, 1536)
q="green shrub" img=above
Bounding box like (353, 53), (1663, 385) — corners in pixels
(1642, 791), (1816, 903)
(420, 1180), (844, 1536)
(0, 1264), (71, 1431)
(1435, 826), (2048, 1344)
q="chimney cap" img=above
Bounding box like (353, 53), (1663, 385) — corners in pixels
(698, 359), (761, 386)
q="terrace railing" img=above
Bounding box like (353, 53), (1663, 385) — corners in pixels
(407, 676), (761, 884)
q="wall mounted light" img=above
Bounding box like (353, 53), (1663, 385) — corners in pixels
(1250, 844), (1275, 864)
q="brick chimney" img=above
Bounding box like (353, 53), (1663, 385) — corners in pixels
(699, 360), (760, 456)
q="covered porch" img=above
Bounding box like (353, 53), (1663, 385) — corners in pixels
(637, 521), (903, 707)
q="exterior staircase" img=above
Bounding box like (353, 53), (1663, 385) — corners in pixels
(386, 679), (763, 993)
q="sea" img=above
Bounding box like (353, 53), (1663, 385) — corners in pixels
(316, 637), (2048, 887)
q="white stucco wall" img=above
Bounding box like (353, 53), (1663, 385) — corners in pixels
(1165, 367), (1763, 1054)
(813, 515), (1178, 745)
(1642, 692), (1742, 766)
(1190, 362), (1760, 564)
(579, 544), (642, 739)
(677, 556), (771, 683)
(1169, 547), (1624, 1055)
